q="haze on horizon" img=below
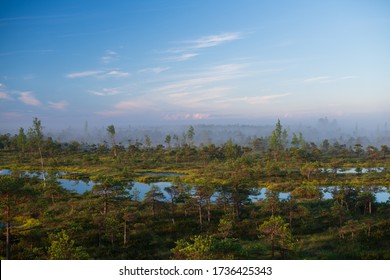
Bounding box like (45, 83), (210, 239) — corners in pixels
(1, 0), (389, 132)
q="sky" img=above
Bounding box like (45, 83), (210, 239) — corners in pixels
(0, 0), (389, 131)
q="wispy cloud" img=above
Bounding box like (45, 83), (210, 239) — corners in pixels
(188, 32), (242, 49)
(142, 63), (250, 112)
(48, 100), (68, 110)
(19, 92), (41, 106)
(303, 75), (356, 84)
(163, 32), (243, 62)
(153, 63), (246, 95)
(89, 88), (121, 96)
(104, 70), (129, 78)
(221, 93), (292, 105)
(167, 87), (231, 109)
(66, 70), (104, 78)
(138, 67), (170, 74)
(101, 50), (118, 64)
(66, 69), (129, 79)
(164, 53), (198, 62)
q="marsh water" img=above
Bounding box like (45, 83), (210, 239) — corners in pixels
(1, 169), (389, 203)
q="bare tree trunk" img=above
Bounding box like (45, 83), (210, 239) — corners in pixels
(123, 213), (127, 245)
(198, 201), (203, 226)
(113, 144), (117, 159)
(171, 202), (175, 225)
(207, 198), (211, 223)
(39, 147), (46, 187)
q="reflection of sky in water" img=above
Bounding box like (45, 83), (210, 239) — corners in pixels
(60, 182), (390, 203)
(321, 168), (384, 174)
(250, 188), (290, 201)
(1, 169), (389, 203)
(132, 181), (172, 201)
(376, 191), (390, 203)
(0, 169), (11, 175)
(57, 179), (95, 194)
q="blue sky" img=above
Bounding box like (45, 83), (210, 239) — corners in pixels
(1, 0), (389, 130)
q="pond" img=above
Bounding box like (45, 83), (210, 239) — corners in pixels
(0, 169), (177, 200)
(250, 186), (389, 203)
(55, 178), (390, 203)
(1, 169), (389, 203)
(321, 167), (385, 174)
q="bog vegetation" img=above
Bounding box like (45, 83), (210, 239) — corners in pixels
(0, 118), (389, 259)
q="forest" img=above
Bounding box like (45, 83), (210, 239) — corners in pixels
(0, 118), (389, 260)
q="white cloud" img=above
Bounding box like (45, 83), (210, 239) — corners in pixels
(19, 92), (41, 106)
(48, 100), (68, 110)
(220, 93), (292, 105)
(144, 63), (249, 112)
(66, 70), (104, 78)
(153, 63), (246, 95)
(161, 32), (242, 62)
(101, 50), (118, 64)
(138, 67), (170, 74)
(164, 53), (198, 62)
(167, 87), (231, 109)
(189, 32), (242, 49)
(89, 88), (121, 96)
(303, 75), (357, 84)
(66, 69), (129, 79)
(104, 70), (129, 78)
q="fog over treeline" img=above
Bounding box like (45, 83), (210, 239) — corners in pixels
(9, 117), (385, 148)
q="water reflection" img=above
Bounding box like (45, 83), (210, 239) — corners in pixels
(57, 178), (94, 194)
(1, 169), (389, 203)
